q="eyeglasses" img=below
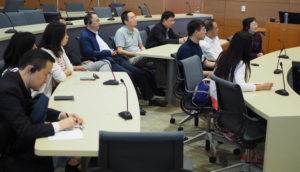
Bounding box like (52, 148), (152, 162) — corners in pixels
(129, 16), (137, 20)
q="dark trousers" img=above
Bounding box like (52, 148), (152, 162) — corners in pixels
(111, 57), (153, 100)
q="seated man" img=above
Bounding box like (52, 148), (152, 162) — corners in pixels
(177, 19), (215, 77)
(200, 19), (223, 62)
(0, 49), (83, 172)
(50, 16), (111, 72)
(80, 12), (168, 114)
(145, 11), (187, 49)
(115, 11), (167, 94)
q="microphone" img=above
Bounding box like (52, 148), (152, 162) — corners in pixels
(86, 0), (92, 12)
(61, 8), (73, 25)
(274, 49), (283, 74)
(118, 79), (132, 120)
(143, 3), (152, 18)
(37, 0), (42, 9)
(178, 32), (186, 42)
(275, 62), (289, 96)
(278, 39), (289, 59)
(3, 12), (17, 34)
(102, 60), (119, 85)
(186, 2), (193, 16)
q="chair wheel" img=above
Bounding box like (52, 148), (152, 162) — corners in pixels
(209, 156), (217, 163)
(233, 148), (241, 155)
(184, 137), (188, 141)
(170, 118), (175, 124)
(178, 127), (183, 131)
(217, 141), (223, 144)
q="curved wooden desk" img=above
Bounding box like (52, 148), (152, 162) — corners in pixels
(244, 47), (300, 172)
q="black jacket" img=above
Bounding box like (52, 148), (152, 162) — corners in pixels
(145, 22), (181, 49)
(0, 72), (60, 155)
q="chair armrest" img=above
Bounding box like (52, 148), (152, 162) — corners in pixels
(81, 57), (97, 62)
(242, 113), (264, 122)
(177, 76), (184, 81)
(185, 88), (209, 94)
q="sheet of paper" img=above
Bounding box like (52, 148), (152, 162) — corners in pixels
(252, 83), (276, 90)
(48, 125), (84, 141)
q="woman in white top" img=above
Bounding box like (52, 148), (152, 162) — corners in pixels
(210, 31), (273, 163)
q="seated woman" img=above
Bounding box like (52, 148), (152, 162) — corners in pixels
(242, 17), (264, 60)
(210, 31), (273, 164)
(0, 32), (37, 76)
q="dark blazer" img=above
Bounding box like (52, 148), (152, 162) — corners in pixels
(145, 22), (181, 49)
(0, 72), (60, 156)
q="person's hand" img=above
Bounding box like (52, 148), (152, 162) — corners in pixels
(141, 47), (146, 51)
(58, 117), (77, 130)
(73, 66), (87, 71)
(68, 113), (84, 125)
(111, 50), (117, 56)
(81, 60), (91, 64)
(261, 82), (273, 90)
(257, 53), (263, 57)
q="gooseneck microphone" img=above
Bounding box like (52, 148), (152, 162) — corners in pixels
(102, 60), (119, 85)
(61, 8), (73, 25)
(278, 39), (289, 59)
(118, 79), (132, 120)
(186, 2), (193, 16)
(143, 3), (152, 18)
(178, 32), (186, 42)
(86, 0), (92, 12)
(274, 49), (283, 74)
(3, 12), (17, 34)
(275, 62), (289, 96)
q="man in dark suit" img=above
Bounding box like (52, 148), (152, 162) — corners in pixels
(145, 11), (187, 49)
(0, 49), (83, 172)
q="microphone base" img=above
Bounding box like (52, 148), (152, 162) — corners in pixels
(118, 111), (132, 120)
(186, 13), (193, 16)
(144, 15), (152, 18)
(103, 79), (119, 85)
(107, 17), (115, 21)
(5, 29), (17, 33)
(274, 69), (282, 74)
(66, 21), (73, 25)
(278, 55), (289, 59)
(275, 89), (289, 96)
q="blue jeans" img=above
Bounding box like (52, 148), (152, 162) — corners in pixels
(53, 156), (72, 169)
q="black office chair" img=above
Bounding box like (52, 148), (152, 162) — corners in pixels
(74, 37), (97, 61)
(3, 0), (25, 12)
(210, 74), (266, 172)
(41, 3), (56, 12)
(109, 2), (125, 17)
(89, 131), (193, 172)
(138, 5), (148, 16)
(226, 35), (233, 42)
(179, 55), (240, 163)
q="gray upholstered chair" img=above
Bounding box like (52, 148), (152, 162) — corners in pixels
(41, 3), (56, 12)
(139, 30), (147, 46)
(3, 0), (25, 12)
(18, 10), (46, 25)
(109, 2), (125, 17)
(0, 60), (5, 71)
(227, 35), (233, 42)
(3, 12), (27, 27)
(88, 131), (193, 172)
(92, 7), (112, 18)
(17, 7), (36, 10)
(146, 24), (155, 35)
(138, 5), (148, 15)
(64, 3), (85, 12)
(114, 7), (124, 17)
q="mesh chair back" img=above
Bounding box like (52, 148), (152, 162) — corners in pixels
(0, 60), (5, 70)
(92, 7), (112, 18)
(139, 30), (147, 46)
(109, 2), (125, 17)
(109, 36), (117, 50)
(5, 12), (27, 27)
(64, 3), (85, 12)
(114, 7), (124, 17)
(18, 10), (46, 25)
(98, 131), (184, 172)
(138, 5), (148, 15)
(41, 3), (56, 12)
(172, 53), (185, 97)
(4, 0), (25, 12)
(18, 7), (36, 10)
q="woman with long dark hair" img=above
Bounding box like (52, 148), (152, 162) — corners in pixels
(1, 32), (37, 76)
(242, 17), (264, 60)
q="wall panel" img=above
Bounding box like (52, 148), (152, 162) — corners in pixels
(203, 0), (225, 26)
(165, 0), (202, 14)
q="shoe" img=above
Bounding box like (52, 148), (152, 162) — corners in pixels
(149, 97), (168, 106)
(241, 150), (264, 164)
(155, 88), (166, 96)
(65, 163), (80, 172)
(140, 105), (146, 115)
(222, 133), (235, 141)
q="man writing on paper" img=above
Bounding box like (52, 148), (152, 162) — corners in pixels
(0, 49), (83, 172)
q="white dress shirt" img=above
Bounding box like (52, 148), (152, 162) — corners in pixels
(92, 31), (111, 51)
(200, 36), (223, 62)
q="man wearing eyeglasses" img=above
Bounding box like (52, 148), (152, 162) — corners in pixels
(145, 11), (187, 49)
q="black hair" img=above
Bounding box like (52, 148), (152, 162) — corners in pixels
(204, 19), (215, 32)
(242, 17), (256, 31)
(84, 12), (96, 25)
(50, 16), (64, 23)
(121, 11), (132, 25)
(187, 19), (205, 37)
(161, 11), (175, 22)
(214, 31), (253, 82)
(1, 32), (35, 75)
(19, 49), (55, 71)
(38, 22), (66, 57)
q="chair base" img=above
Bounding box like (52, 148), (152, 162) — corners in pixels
(210, 162), (262, 172)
